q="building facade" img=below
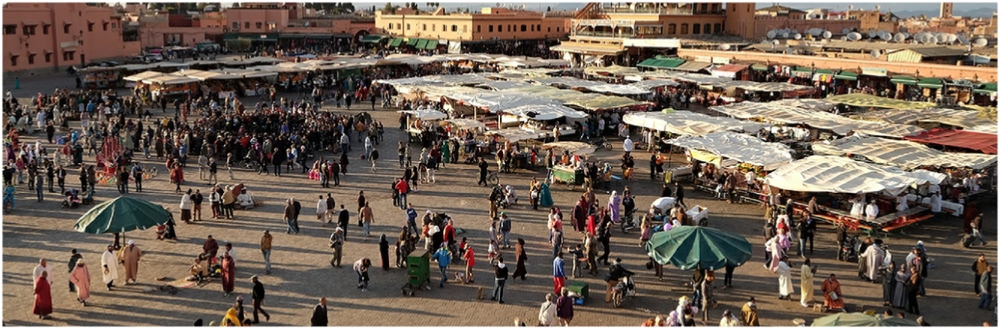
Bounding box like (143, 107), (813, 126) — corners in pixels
(375, 7), (571, 43)
(3, 3), (141, 73)
(725, 3), (899, 40)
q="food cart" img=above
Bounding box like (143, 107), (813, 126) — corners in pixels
(545, 142), (596, 190)
(401, 250), (431, 296)
(400, 109), (448, 144)
(78, 66), (123, 90)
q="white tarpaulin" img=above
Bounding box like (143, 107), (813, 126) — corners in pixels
(811, 135), (998, 170)
(543, 141), (596, 155)
(764, 156), (944, 195)
(441, 118), (486, 130)
(123, 71), (164, 82)
(772, 99), (837, 111)
(666, 132), (793, 170)
(486, 128), (545, 142)
(143, 73), (198, 85)
(850, 107), (995, 129)
(709, 102), (913, 136)
(399, 109), (447, 120)
(623, 110), (769, 136)
(504, 104), (587, 121)
(630, 79), (679, 89)
(478, 81), (535, 91)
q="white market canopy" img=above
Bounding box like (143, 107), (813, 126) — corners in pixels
(142, 73), (198, 85)
(811, 135), (998, 170)
(630, 79), (680, 89)
(211, 69), (278, 79)
(543, 141), (596, 155)
(441, 118), (487, 130)
(123, 71), (165, 82)
(771, 98), (838, 112)
(399, 109), (447, 121)
(709, 102), (922, 137)
(486, 128), (546, 142)
(666, 131), (793, 170)
(504, 104), (587, 121)
(478, 81), (536, 91)
(622, 110), (769, 136)
(764, 155), (946, 196)
(850, 107), (996, 130)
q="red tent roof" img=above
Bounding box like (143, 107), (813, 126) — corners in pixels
(904, 128), (998, 154)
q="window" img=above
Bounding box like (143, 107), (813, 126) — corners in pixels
(406, 23), (410, 30)
(530, 25), (533, 31)
(64, 24), (71, 34)
(556, 27), (560, 32)
(520, 24), (526, 32)
(441, 24), (445, 31)
(547, 27), (551, 32)
(23, 25), (35, 35)
(28, 54), (35, 65)
(712, 4), (720, 12)
(703, 23), (710, 34)
(111, 23), (116, 29)
(497, 25), (502, 32)
(63, 51), (74, 61)
(668, 23), (676, 34)
(537, 24), (541, 31)
(489, 25), (494, 32)
(477, 25), (481, 33)
(10, 55), (17, 67)
(432, 24), (435, 31)
(700, 4), (708, 13)
(42, 25), (49, 34)
(451, 25), (456, 32)
(45, 53), (52, 63)
(4, 25), (16, 35)
(422, 24), (426, 31)
(102, 22), (108, 31)
(692, 24), (700, 34)
(233, 22), (239, 29)
(87, 22), (93, 32)
(714, 23), (721, 34)
(255, 22), (262, 29)
(245, 22), (249, 29)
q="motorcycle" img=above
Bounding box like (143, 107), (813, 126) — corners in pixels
(587, 136), (613, 151)
(611, 274), (637, 308)
(620, 207), (638, 234)
(840, 235), (860, 263)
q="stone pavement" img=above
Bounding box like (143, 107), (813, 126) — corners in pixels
(2, 83), (998, 326)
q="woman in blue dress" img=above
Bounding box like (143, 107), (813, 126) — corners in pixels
(539, 179), (554, 208)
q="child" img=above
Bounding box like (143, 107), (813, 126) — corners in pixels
(488, 239), (499, 262)
(458, 237), (468, 258)
(462, 245), (475, 284)
(568, 244), (585, 278)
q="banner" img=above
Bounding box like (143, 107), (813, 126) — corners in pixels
(448, 41), (461, 54)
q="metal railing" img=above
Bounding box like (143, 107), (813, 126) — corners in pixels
(594, 7), (694, 15)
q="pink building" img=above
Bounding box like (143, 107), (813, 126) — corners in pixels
(2, 3), (141, 73)
(138, 13), (226, 48)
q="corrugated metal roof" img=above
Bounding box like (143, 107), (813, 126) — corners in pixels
(903, 47), (968, 57)
(670, 61), (713, 72)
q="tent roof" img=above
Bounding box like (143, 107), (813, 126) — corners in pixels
(904, 128), (998, 154)
(764, 156), (944, 195)
(812, 135), (997, 170)
(666, 131), (793, 170)
(623, 110), (769, 137)
(123, 70), (164, 82)
(398, 109), (447, 120)
(504, 104), (587, 121)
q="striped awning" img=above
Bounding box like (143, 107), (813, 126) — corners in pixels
(389, 38), (403, 47)
(670, 61), (712, 72)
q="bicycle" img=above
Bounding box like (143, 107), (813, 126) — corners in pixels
(486, 171), (500, 186)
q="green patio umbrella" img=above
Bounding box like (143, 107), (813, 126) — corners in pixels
(74, 197), (171, 235)
(645, 226), (752, 270)
(811, 313), (919, 326)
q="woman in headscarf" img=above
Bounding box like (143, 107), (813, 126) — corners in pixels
(379, 234), (390, 271)
(163, 213), (178, 240)
(33, 271), (53, 319)
(221, 252), (236, 297)
(572, 197), (587, 232)
(339, 151), (349, 175)
(882, 260), (897, 307)
(608, 191), (622, 223)
(539, 178), (553, 208)
(69, 261), (92, 306)
(891, 265), (910, 309)
(221, 306), (243, 326)
(512, 238), (528, 280)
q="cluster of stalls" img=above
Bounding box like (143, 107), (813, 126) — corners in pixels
(623, 91), (996, 235)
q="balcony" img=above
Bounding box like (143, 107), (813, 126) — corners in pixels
(595, 7), (693, 15)
(574, 30), (636, 38)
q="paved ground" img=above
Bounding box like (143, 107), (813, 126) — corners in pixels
(2, 75), (998, 326)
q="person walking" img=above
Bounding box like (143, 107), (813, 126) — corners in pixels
(316, 195), (328, 225)
(250, 275), (270, 323)
(337, 204), (350, 240)
(361, 202), (374, 240)
(800, 258), (815, 307)
(556, 287), (574, 326)
(538, 293), (557, 326)
(907, 271), (921, 315)
(310, 298), (328, 326)
(491, 257), (508, 304)
(261, 230), (273, 274)
(100, 245), (118, 290)
(329, 227), (344, 267)
(432, 244), (452, 288)
(284, 199), (299, 235)
(979, 266), (993, 310)
(462, 244), (476, 283)
(192, 190), (204, 221)
(512, 238), (528, 280)
(67, 249), (82, 292)
(550, 227), (563, 260)
(776, 257), (794, 300)
(379, 234), (391, 271)
(586, 233), (600, 276)
(32, 271), (53, 319)
(65, 257), (92, 307)
(499, 213), (512, 249)
(553, 252), (566, 295)
(179, 189), (193, 223)
(974, 254), (990, 294)
(674, 182), (687, 208)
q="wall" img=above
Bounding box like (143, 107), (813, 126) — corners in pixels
(725, 3), (757, 40)
(377, 10), (570, 41)
(3, 3), (135, 73)
(753, 16), (859, 40)
(676, 48), (997, 81)
(226, 7), (289, 32)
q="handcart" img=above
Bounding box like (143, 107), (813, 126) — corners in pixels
(550, 166), (584, 190)
(685, 205), (709, 226)
(401, 250), (431, 296)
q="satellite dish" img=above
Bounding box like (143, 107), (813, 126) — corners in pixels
(767, 30), (777, 39)
(842, 28), (851, 35)
(928, 36), (939, 44)
(958, 34), (970, 45)
(893, 33), (905, 43)
(792, 29), (799, 35)
(847, 32), (862, 41)
(772, 39), (781, 46)
(874, 4), (880, 11)
(881, 33), (892, 41)
(841, 36), (848, 41)
(848, 5), (854, 10)
(781, 32), (790, 38)
(871, 50), (882, 58)
(974, 38), (989, 47)
(868, 29), (877, 38)
(794, 33), (802, 40)
(899, 27), (908, 33)
(720, 44), (731, 51)
(947, 34), (958, 44)
(822, 31), (832, 39)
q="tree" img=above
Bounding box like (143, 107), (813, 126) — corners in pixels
(304, 3), (313, 9)
(411, 2), (418, 10)
(546, 6), (551, 12)
(383, 2), (394, 12)
(341, 2), (354, 12)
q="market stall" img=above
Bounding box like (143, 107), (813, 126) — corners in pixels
(77, 67), (122, 90)
(544, 141), (595, 189)
(399, 109), (448, 144)
(812, 135), (998, 170)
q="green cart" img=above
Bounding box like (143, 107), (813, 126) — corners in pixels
(401, 250), (431, 296)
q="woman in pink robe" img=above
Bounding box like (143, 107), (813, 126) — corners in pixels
(69, 262), (92, 305)
(33, 272), (53, 319)
(221, 252), (236, 297)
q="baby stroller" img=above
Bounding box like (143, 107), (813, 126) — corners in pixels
(61, 189), (82, 209)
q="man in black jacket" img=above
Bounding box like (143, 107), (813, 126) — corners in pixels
(250, 276), (270, 323)
(478, 158), (489, 186)
(338, 204), (350, 240)
(310, 298), (328, 326)
(491, 257), (508, 304)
